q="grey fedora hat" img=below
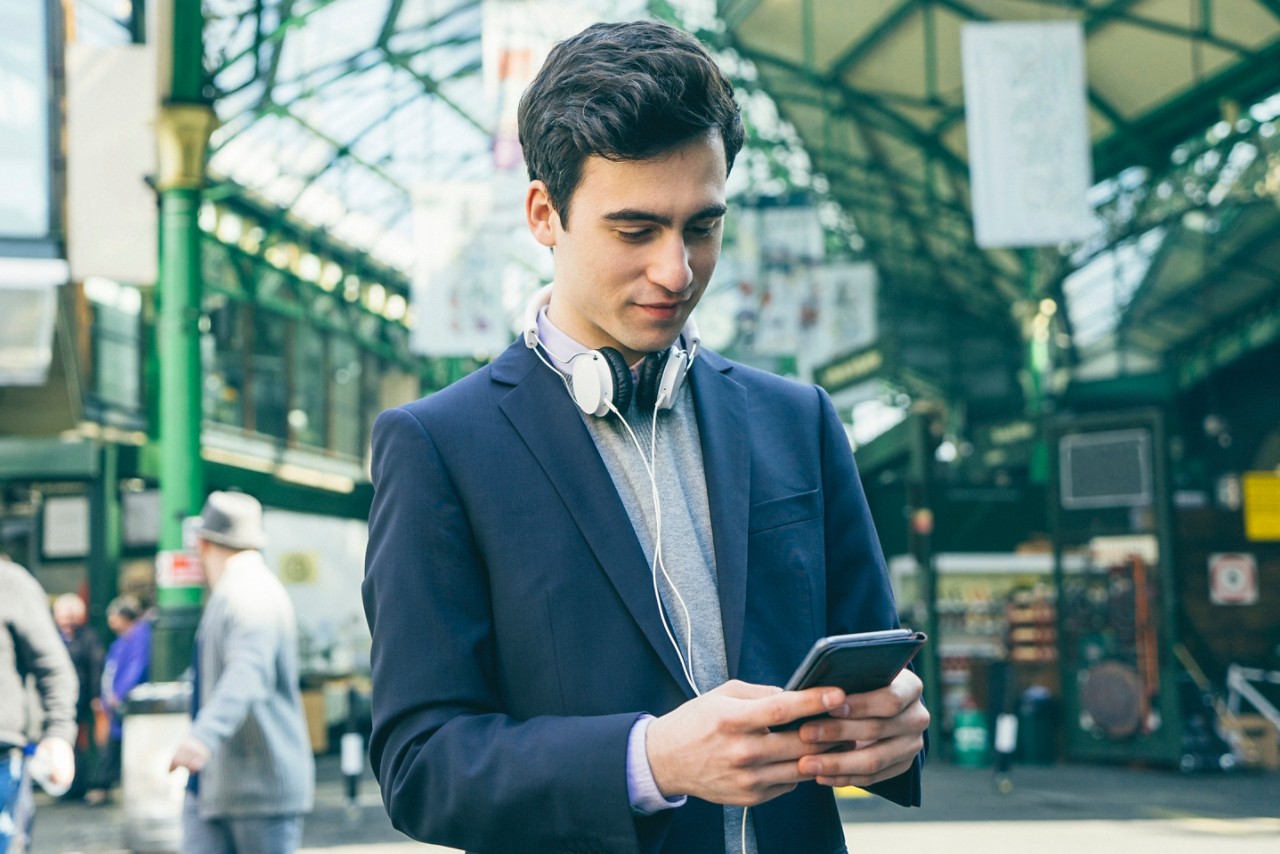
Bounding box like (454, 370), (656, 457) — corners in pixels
(193, 491), (267, 551)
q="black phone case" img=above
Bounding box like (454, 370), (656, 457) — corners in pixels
(775, 629), (927, 730)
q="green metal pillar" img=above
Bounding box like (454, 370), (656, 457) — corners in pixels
(87, 443), (121, 639)
(907, 412), (942, 736)
(156, 177), (206, 553)
(152, 0), (215, 682)
(1023, 248), (1050, 484)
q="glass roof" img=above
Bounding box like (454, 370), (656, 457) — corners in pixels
(718, 0), (1280, 391)
(204, 0), (492, 272)
(68, 0), (1280, 399)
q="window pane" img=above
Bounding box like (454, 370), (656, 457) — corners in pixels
(289, 320), (326, 449)
(0, 3), (52, 238)
(253, 309), (289, 440)
(331, 338), (361, 458)
(203, 297), (247, 429)
(94, 303), (139, 409)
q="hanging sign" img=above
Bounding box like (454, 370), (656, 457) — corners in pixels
(961, 22), (1093, 247)
(1208, 553), (1258, 606)
(1243, 471), (1280, 541)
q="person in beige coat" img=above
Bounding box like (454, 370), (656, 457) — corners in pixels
(169, 492), (314, 853)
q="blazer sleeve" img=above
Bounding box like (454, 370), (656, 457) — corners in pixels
(362, 406), (661, 853)
(815, 386), (925, 807)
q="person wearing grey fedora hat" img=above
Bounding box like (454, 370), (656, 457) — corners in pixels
(191, 491), (268, 552)
(171, 491), (313, 853)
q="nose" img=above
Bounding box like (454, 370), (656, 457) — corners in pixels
(648, 234), (694, 294)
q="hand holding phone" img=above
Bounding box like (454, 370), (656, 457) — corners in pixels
(775, 628), (927, 730)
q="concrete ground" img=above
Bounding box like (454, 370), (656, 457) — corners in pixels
(27, 754), (1279, 853)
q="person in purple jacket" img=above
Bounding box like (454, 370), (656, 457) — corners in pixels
(86, 595), (151, 805)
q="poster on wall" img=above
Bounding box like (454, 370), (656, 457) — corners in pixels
(42, 495), (89, 560)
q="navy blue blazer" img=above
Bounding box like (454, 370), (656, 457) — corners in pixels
(362, 340), (922, 853)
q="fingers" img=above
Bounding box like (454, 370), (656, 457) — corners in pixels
(797, 732), (924, 787)
(169, 735), (211, 774)
(837, 668), (924, 719)
(801, 690), (930, 752)
(743, 685), (847, 732)
(38, 737), (76, 785)
(705, 680), (848, 734)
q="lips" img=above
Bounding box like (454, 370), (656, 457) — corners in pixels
(636, 302), (684, 321)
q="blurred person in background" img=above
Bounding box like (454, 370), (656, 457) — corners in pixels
(169, 491), (313, 854)
(51, 593), (104, 802)
(86, 595), (151, 805)
(362, 19), (925, 854)
(1, 554), (78, 853)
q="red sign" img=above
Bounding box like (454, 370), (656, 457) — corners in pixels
(156, 550), (204, 588)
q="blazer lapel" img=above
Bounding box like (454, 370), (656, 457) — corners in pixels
(689, 353), (750, 678)
(494, 344), (697, 695)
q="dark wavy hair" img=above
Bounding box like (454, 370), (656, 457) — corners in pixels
(517, 20), (744, 226)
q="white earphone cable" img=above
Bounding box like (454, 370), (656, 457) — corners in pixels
(532, 333), (744, 852)
(605, 397), (700, 696)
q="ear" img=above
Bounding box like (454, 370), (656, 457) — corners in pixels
(525, 180), (560, 248)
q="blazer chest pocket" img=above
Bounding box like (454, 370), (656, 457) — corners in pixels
(745, 487), (824, 664)
(748, 488), (821, 535)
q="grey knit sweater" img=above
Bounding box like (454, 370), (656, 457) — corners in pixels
(0, 559), (78, 748)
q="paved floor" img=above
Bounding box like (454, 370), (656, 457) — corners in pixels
(27, 755), (1279, 852)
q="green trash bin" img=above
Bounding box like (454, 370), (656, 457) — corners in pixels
(1017, 686), (1057, 765)
(953, 708), (990, 767)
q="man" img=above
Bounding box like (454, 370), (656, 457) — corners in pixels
(169, 491), (314, 853)
(52, 592), (103, 801)
(363, 19), (927, 854)
(1, 556), (77, 853)
(88, 595), (152, 804)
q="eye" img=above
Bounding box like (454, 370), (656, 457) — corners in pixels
(617, 229), (652, 242)
(686, 220), (720, 239)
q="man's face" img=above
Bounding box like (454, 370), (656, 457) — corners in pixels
(530, 131), (728, 365)
(53, 602), (79, 633)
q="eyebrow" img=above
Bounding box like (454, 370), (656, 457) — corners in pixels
(602, 204), (728, 227)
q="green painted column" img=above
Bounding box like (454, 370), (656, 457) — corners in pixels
(88, 443), (121, 639)
(1023, 248), (1051, 484)
(907, 412), (942, 736)
(152, 0), (215, 682)
(156, 177), (207, 556)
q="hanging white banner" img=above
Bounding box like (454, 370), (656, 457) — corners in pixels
(67, 44), (158, 284)
(0, 259), (64, 386)
(962, 21), (1093, 248)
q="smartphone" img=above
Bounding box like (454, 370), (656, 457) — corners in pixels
(775, 628), (927, 730)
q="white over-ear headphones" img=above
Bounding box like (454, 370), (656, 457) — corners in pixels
(522, 284), (700, 417)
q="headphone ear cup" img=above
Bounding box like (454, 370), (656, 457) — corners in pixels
(636, 350), (669, 412)
(596, 347), (634, 415)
